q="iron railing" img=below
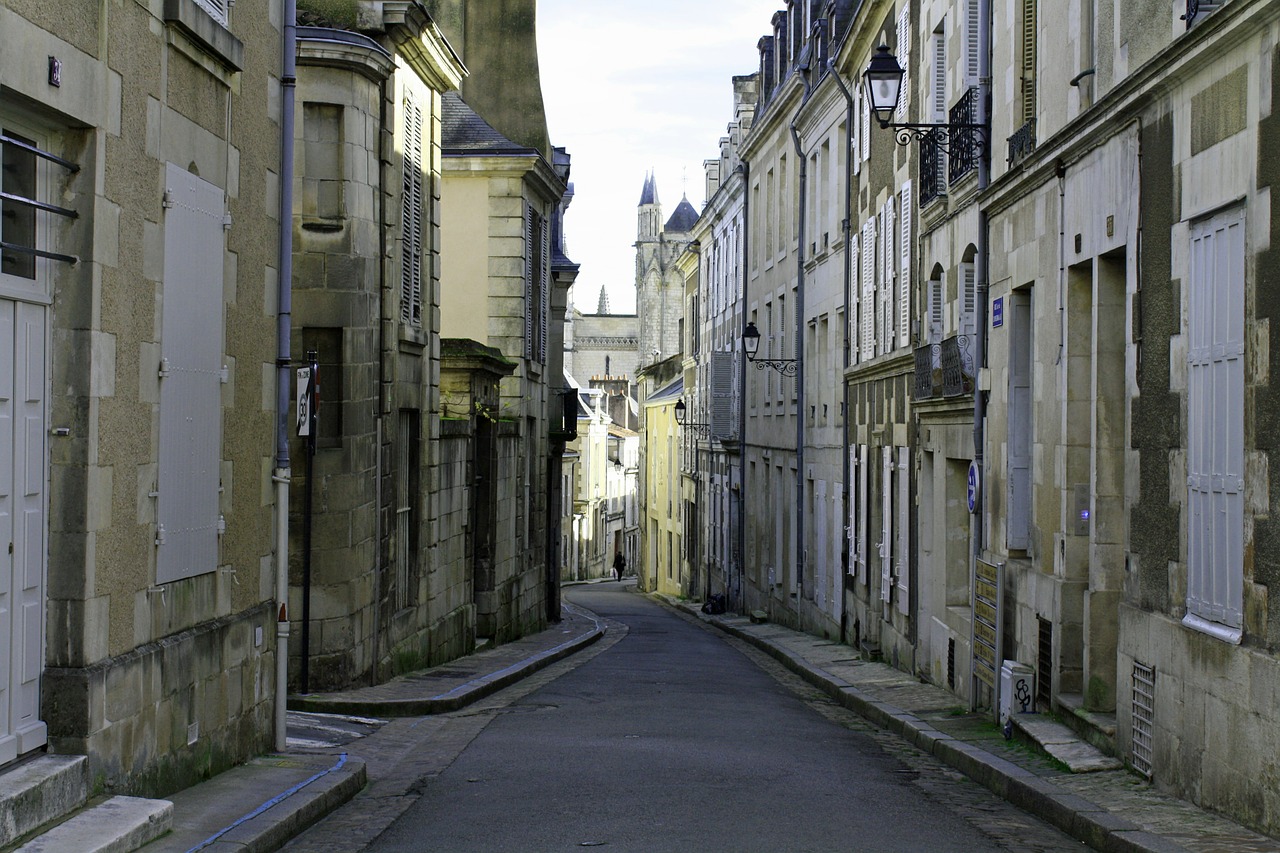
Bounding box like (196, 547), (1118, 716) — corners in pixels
(948, 87), (980, 184)
(919, 129), (946, 205)
(1007, 120), (1036, 167)
(914, 335), (975, 399)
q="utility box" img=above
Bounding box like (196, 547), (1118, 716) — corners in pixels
(999, 660), (1036, 730)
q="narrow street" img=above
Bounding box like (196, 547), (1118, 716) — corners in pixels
(287, 585), (1087, 852)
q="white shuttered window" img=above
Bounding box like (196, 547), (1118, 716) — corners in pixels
(1185, 207), (1245, 642)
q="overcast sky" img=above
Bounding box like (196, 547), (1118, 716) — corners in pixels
(536, 0), (783, 314)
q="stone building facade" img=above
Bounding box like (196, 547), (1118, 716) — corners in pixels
(0, 0), (280, 794)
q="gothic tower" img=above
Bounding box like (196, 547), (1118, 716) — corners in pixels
(634, 172), (698, 372)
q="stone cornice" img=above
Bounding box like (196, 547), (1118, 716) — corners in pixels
(297, 27), (394, 82)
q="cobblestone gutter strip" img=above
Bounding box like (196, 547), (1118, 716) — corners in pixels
(289, 625), (604, 718)
(704, 616), (1190, 853)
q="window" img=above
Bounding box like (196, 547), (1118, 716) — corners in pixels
(963, 0), (981, 88)
(303, 103), (343, 221)
(0, 131), (37, 281)
(1185, 207), (1245, 642)
(899, 181), (913, 349)
(193, 0), (230, 26)
(525, 202), (548, 363)
(896, 5), (911, 121)
(1020, 0), (1037, 125)
(395, 410), (420, 611)
(401, 93), (424, 327)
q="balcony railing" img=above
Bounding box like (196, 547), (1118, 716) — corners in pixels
(948, 87), (980, 184)
(914, 335), (975, 400)
(1007, 120), (1036, 168)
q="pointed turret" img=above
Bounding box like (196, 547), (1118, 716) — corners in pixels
(637, 171), (663, 241)
(597, 285), (611, 315)
(664, 194), (699, 234)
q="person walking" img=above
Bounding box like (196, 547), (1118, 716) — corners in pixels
(613, 551), (626, 581)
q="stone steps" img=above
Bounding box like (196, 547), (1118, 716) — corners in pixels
(12, 796), (171, 853)
(1, 755), (172, 853)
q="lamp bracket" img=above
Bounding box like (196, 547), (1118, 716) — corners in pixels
(749, 358), (799, 377)
(880, 121), (989, 160)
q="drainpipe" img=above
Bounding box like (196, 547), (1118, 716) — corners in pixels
(789, 119), (807, 605)
(737, 161), (749, 615)
(973, 0), (991, 561)
(273, 0), (297, 753)
(829, 62), (855, 645)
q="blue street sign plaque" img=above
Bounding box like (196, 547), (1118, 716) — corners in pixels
(992, 296), (1003, 328)
(967, 461), (980, 514)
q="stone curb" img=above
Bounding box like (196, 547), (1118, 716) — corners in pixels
(288, 626), (605, 718)
(194, 756), (367, 853)
(676, 603), (1189, 853)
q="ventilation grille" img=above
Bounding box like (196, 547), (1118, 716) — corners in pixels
(1131, 661), (1156, 778)
(1037, 616), (1053, 707)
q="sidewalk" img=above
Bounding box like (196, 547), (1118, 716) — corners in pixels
(660, 596), (1278, 853)
(136, 600), (606, 853)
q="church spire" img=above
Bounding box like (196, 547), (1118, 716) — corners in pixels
(597, 285), (611, 314)
(637, 171), (662, 241)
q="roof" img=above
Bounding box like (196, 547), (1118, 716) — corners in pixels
(664, 195), (699, 233)
(638, 171), (659, 206)
(441, 92), (537, 156)
(647, 376), (684, 403)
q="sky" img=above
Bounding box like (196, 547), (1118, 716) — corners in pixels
(536, 0), (784, 315)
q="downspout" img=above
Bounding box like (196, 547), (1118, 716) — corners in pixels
(273, 0), (297, 753)
(789, 118), (807, 604)
(371, 69), (390, 687)
(829, 63), (855, 645)
(737, 161), (750, 615)
(973, 0), (992, 563)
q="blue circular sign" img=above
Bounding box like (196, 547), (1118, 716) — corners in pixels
(967, 461), (980, 513)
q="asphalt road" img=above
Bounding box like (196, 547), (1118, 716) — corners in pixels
(359, 584), (1086, 853)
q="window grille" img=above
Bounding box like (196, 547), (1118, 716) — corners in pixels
(1037, 616), (1053, 707)
(1, 132), (79, 272)
(1131, 661), (1155, 777)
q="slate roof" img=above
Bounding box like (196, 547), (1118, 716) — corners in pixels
(639, 171), (659, 206)
(441, 92), (537, 156)
(648, 376), (684, 402)
(664, 195), (699, 233)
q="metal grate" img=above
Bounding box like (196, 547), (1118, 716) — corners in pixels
(947, 638), (956, 690)
(1131, 661), (1155, 778)
(1037, 616), (1053, 707)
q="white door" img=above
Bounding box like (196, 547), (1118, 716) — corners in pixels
(0, 297), (48, 764)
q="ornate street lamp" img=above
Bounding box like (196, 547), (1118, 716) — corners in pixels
(742, 321), (798, 376)
(862, 44), (988, 159)
(673, 398), (711, 439)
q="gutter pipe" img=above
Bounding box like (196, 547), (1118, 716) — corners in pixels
(274, 0), (297, 752)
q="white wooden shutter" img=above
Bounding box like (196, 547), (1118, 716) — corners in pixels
(710, 350), (735, 438)
(860, 84), (871, 162)
(1007, 292), (1031, 550)
(862, 220), (876, 357)
(539, 213), (549, 363)
(856, 445), (869, 584)
(815, 479), (828, 608)
(157, 163), (225, 583)
(964, 0), (981, 88)
(896, 446), (910, 614)
(880, 446), (893, 604)
(928, 275), (944, 343)
(883, 202), (896, 351)
(897, 6), (911, 121)
(1186, 207), (1245, 635)
(932, 31), (948, 191)
(959, 262), (977, 338)
(400, 94), (424, 326)
(899, 182), (913, 348)
(852, 94), (862, 177)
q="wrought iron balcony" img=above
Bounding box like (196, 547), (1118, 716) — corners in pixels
(948, 87), (981, 184)
(914, 335), (975, 400)
(919, 129), (946, 205)
(1181, 0), (1222, 29)
(1007, 120), (1036, 168)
